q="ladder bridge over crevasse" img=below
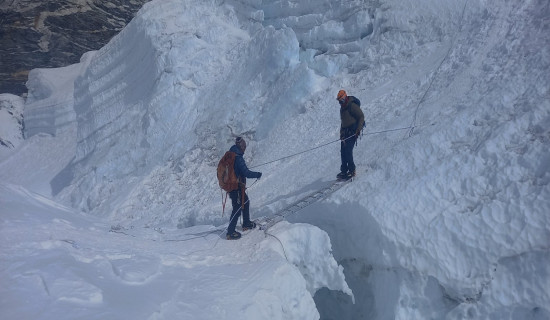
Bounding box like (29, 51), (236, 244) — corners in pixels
(108, 179), (351, 242)
(257, 179), (351, 232)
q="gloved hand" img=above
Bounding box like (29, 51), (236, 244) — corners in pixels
(257, 172), (262, 179)
(355, 131), (361, 138)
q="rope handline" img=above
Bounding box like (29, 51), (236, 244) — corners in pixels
(365, 125), (418, 135)
(265, 231), (289, 261)
(250, 124), (426, 169)
(249, 137), (344, 169)
(408, 0), (469, 137)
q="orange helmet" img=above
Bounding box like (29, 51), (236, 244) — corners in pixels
(336, 90), (347, 101)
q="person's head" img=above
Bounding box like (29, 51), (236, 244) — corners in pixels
(236, 137), (247, 153)
(336, 89), (347, 105)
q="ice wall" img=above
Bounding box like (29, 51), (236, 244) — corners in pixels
(23, 57), (93, 138)
(52, 1), (250, 215)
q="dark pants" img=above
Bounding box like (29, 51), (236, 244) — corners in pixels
(340, 135), (357, 174)
(228, 188), (250, 234)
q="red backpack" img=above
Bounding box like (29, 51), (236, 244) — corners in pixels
(217, 151), (242, 214)
(217, 151), (239, 192)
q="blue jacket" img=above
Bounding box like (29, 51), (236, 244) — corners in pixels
(230, 145), (261, 186)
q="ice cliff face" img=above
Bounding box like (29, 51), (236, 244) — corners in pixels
(51, 1), (258, 217)
(0, 0), (150, 95)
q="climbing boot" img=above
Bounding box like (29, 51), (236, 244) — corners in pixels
(226, 231), (242, 240)
(242, 221), (257, 231)
(336, 172), (347, 179)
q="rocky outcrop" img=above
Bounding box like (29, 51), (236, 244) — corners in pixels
(0, 94), (24, 155)
(0, 0), (150, 96)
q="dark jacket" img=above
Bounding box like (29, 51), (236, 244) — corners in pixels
(230, 145), (261, 186)
(340, 97), (365, 139)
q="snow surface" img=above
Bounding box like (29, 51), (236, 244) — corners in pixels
(1, 0), (549, 319)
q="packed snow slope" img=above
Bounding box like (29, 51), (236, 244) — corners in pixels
(1, 0), (549, 319)
(1, 182), (354, 319)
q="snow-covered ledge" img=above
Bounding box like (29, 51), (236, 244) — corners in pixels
(0, 183), (352, 319)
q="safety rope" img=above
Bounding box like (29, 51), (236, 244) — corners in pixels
(408, 0), (469, 137)
(249, 137), (349, 169)
(250, 124), (427, 169)
(219, 179), (258, 216)
(265, 231), (289, 261)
